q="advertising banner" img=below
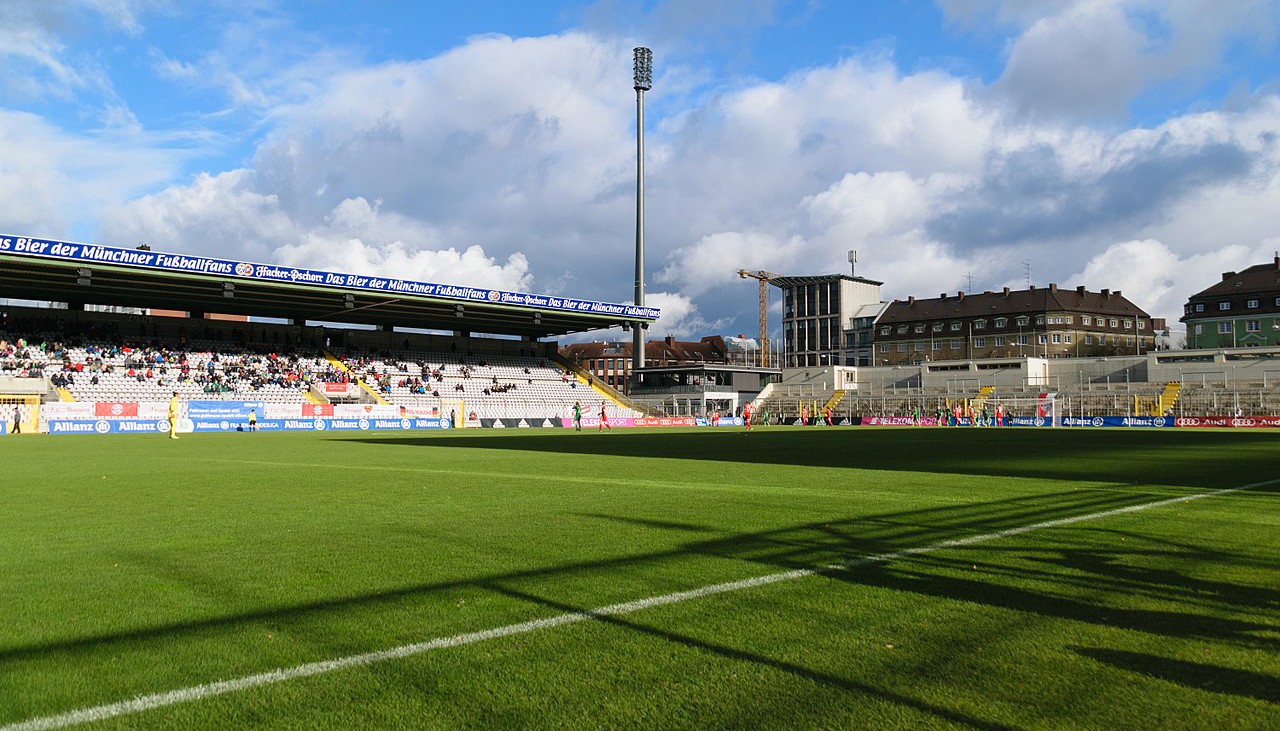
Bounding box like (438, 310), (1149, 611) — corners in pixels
(1175, 416), (1280, 428)
(633, 417), (697, 427)
(191, 416), (444, 433)
(42, 403), (96, 419)
(46, 418), (173, 435)
(94, 402), (139, 417)
(0, 234), (661, 320)
(558, 417), (638, 428)
(186, 400), (264, 420)
(863, 416), (941, 426)
(692, 417), (745, 427)
(1061, 416), (1175, 428)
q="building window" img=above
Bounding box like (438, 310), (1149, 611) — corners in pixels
(1052, 334), (1062, 344)
(914, 324), (925, 333)
(975, 337), (986, 347)
(974, 320), (986, 330)
(1016, 335), (1029, 345)
(932, 323), (943, 332)
(1137, 321), (1145, 330)
(897, 343), (908, 352)
(1247, 320), (1260, 332)
(948, 322), (959, 331)
(1085, 335), (1094, 345)
(1219, 301), (1231, 311)
(914, 342), (924, 351)
(1038, 335), (1047, 344)
(950, 339), (962, 349)
(1109, 319), (1118, 328)
(933, 341), (943, 351)
(1248, 299), (1259, 308)
(1035, 315), (1045, 325)
(1123, 320), (1132, 329)
(1082, 315), (1092, 325)
(880, 326), (890, 335)
(1219, 322), (1233, 333)
(1065, 316), (1073, 324)
(1126, 337), (1133, 346)
(897, 325), (908, 334)
(1194, 324), (1202, 335)
(1064, 334), (1072, 343)
(880, 344), (889, 353)
(995, 318), (1007, 328)
(994, 336), (1005, 346)
(1195, 304), (1204, 312)
(1016, 316), (1030, 327)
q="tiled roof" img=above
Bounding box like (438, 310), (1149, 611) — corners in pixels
(880, 285), (1149, 323)
(1188, 259), (1280, 299)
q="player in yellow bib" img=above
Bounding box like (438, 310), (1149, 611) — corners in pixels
(168, 391), (181, 440)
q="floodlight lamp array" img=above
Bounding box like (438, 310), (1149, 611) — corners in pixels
(633, 47), (653, 91)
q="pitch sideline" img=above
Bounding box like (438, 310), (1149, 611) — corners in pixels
(4, 478), (1274, 731)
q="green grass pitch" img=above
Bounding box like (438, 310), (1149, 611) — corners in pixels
(1, 427), (1278, 730)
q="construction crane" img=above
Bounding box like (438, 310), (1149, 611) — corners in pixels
(737, 269), (781, 367)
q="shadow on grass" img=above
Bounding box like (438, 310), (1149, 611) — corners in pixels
(1072, 647), (1280, 703)
(484, 583), (1022, 731)
(4, 482), (1278, 729)
(336, 428), (1280, 491)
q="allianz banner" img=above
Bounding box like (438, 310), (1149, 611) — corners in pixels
(47, 416), (446, 434)
(1061, 416), (1175, 428)
(191, 417), (446, 432)
(47, 419), (173, 435)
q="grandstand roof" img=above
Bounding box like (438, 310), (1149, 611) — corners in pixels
(0, 234), (658, 338)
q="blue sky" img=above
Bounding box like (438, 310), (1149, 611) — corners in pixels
(2, 0), (1279, 339)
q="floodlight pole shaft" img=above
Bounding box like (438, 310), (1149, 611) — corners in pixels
(633, 84), (646, 376)
(632, 48), (652, 382)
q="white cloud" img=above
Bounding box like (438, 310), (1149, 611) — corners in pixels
(984, 0), (1279, 119)
(0, 110), (185, 236)
(1067, 238), (1275, 330)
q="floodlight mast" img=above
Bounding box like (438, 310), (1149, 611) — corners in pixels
(632, 47), (652, 384)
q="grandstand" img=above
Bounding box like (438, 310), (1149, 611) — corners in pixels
(0, 234), (654, 432)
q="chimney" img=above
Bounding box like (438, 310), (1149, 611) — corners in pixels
(958, 291), (965, 300)
(1114, 290), (1122, 297)
(1002, 287), (1010, 297)
(664, 335), (674, 346)
(908, 296), (915, 304)
(1076, 285), (1086, 295)
(940, 293), (947, 300)
(1275, 255), (1279, 270)
(1101, 288), (1110, 298)
(1222, 271), (1236, 281)
(1029, 284), (1036, 290)
(1049, 283), (1057, 292)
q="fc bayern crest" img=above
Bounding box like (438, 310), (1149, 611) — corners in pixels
(487, 290), (500, 302)
(235, 262), (254, 277)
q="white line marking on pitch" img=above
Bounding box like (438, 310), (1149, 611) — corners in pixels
(4, 478), (1273, 731)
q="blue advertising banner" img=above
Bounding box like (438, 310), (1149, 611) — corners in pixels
(186, 400), (264, 420)
(0, 234), (661, 320)
(1061, 416), (1175, 428)
(693, 417), (745, 427)
(48, 416), (445, 434)
(47, 419), (172, 435)
(192, 417), (445, 433)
